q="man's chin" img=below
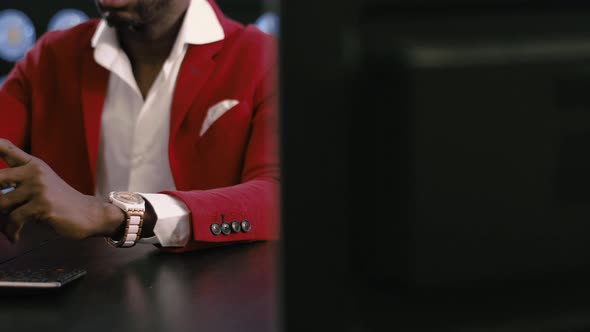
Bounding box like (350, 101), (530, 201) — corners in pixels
(104, 15), (142, 30)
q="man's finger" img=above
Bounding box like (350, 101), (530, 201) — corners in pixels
(0, 214), (7, 242)
(4, 202), (34, 243)
(0, 166), (28, 188)
(3, 220), (23, 244)
(1, 214), (23, 244)
(0, 139), (32, 167)
(0, 185), (31, 214)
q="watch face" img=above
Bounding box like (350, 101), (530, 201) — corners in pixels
(113, 192), (144, 205)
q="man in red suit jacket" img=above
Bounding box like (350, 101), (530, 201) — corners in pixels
(0, 0), (279, 252)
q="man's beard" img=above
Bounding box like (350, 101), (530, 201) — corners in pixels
(96, 0), (169, 31)
(102, 12), (143, 31)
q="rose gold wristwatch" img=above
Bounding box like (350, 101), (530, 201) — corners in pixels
(106, 192), (145, 248)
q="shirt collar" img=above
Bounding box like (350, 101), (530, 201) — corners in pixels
(91, 0), (225, 62)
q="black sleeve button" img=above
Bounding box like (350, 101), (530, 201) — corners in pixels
(210, 223), (221, 235)
(241, 220), (251, 233)
(231, 221), (241, 233)
(220, 223), (232, 235)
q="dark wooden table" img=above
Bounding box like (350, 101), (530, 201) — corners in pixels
(0, 234), (279, 332)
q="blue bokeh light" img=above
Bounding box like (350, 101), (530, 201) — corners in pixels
(48, 9), (89, 31)
(0, 9), (36, 62)
(254, 12), (279, 36)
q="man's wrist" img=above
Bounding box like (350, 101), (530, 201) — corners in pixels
(95, 194), (157, 241)
(139, 196), (157, 238)
(102, 202), (126, 239)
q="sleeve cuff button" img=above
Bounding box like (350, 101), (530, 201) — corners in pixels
(241, 220), (251, 233)
(220, 223), (232, 235)
(211, 223), (221, 235)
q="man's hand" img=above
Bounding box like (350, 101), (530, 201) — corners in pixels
(0, 139), (125, 243)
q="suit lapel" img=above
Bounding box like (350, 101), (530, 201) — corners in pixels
(79, 28), (223, 189)
(81, 51), (109, 188)
(170, 41), (223, 146)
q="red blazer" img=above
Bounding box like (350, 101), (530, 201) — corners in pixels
(0, 2), (279, 251)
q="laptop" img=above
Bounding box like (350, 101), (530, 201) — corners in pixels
(0, 192), (86, 289)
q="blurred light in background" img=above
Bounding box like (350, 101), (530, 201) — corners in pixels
(254, 12), (279, 36)
(0, 9), (35, 62)
(47, 9), (89, 31)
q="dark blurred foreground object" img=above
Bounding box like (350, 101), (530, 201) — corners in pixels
(354, 2), (590, 290)
(352, 2), (590, 331)
(282, 1), (590, 331)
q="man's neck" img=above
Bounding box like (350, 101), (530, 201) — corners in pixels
(117, 2), (189, 65)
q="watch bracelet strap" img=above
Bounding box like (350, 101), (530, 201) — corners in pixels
(107, 209), (145, 248)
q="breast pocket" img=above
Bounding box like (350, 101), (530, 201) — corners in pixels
(196, 99), (253, 150)
(193, 99), (254, 186)
(199, 99), (241, 137)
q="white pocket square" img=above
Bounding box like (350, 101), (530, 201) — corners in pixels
(199, 99), (240, 137)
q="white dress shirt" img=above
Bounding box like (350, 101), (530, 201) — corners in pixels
(92, 0), (225, 247)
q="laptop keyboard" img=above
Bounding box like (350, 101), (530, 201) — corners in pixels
(0, 268), (86, 283)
